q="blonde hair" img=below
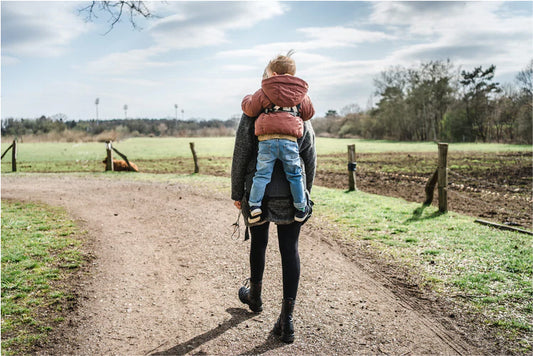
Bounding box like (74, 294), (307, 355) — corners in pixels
(267, 50), (296, 75)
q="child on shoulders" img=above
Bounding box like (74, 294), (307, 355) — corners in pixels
(241, 51), (315, 223)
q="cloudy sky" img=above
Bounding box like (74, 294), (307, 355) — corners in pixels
(1, 1), (532, 121)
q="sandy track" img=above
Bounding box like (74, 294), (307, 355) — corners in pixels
(2, 175), (479, 355)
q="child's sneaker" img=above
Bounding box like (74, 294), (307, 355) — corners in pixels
(248, 206), (262, 224)
(294, 206), (308, 222)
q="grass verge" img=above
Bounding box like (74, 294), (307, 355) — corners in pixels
(1, 200), (87, 355)
(312, 186), (532, 353)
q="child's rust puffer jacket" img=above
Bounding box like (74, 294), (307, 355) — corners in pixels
(241, 75), (315, 139)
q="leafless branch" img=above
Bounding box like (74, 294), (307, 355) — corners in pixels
(79, 1), (153, 34)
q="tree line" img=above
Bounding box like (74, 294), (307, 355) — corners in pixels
(313, 60), (532, 144)
(1, 117), (238, 141)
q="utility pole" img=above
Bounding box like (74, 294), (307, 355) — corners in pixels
(95, 98), (100, 125)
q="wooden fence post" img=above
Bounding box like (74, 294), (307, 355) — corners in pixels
(11, 139), (17, 172)
(105, 141), (113, 171)
(347, 144), (357, 191)
(438, 143), (448, 212)
(190, 142), (199, 173)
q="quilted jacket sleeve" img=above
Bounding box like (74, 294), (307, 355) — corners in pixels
(299, 95), (315, 122)
(241, 89), (270, 118)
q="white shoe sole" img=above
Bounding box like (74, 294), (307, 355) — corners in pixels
(294, 214), (308, 222)
(248, 215), (261, 224)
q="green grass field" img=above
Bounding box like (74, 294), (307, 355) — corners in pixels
(1, 200), (86, 356)
(1, 137), (530, 162)
(1, 136), (530, 174)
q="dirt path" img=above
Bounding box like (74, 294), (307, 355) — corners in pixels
(2, 175), (481, 355)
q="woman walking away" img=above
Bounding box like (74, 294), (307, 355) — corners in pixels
(231, 53), (316, 343)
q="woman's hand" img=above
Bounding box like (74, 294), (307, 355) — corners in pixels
(234, 201), (242, 210)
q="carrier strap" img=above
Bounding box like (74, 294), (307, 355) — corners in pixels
(264, 104), (301, 117)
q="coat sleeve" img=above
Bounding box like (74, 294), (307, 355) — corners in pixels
(231, 113), (256, 201)
(299, 95), (315, 122)
(242, 89), (268, 118)
(299, 121), (317, 193)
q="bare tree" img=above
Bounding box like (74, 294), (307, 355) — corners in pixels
(79, 1), (153, 33)
(516, 59), (533, 97)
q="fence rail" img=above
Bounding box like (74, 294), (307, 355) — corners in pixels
(1, 140), (17, 172)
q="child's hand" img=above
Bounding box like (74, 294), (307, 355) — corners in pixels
(234, 201), (242, 210)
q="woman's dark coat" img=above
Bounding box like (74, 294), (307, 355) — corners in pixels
(231, 113), (316, 226)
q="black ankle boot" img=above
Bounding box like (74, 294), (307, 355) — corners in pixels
(273, 298), (295, 343)
(238, 280), (263, 313)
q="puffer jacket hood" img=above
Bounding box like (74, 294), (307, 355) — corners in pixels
(261, 75), (309, 107)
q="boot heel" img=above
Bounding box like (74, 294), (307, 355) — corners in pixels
(238, 280), (263, 313)
(273, 298), (295, 343)
(281, 330), (294, 344)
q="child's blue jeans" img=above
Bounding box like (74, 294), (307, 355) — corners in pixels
(248, 139), (306, 211)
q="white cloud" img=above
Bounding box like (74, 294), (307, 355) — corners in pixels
(214, 23), (394, 104)
(1, 2), (90, 58)
(369, 2), (532, 74)
(108, 77), (160, 87)
(2, 55), (20, 66)
(222, 64), (258, 72)
(298, 26), (394, 46)
(369, 2), (470, 31)
(148, 1), (287, 49)
(84, 1), (288, 77)
(217, 25), (393, 60)
(85, 47), (183, 75)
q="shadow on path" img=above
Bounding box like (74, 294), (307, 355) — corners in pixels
(148, 307), (259, 355)
(238, 331), (285, 355)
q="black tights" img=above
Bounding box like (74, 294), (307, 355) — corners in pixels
(249, 221), (301, 300)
